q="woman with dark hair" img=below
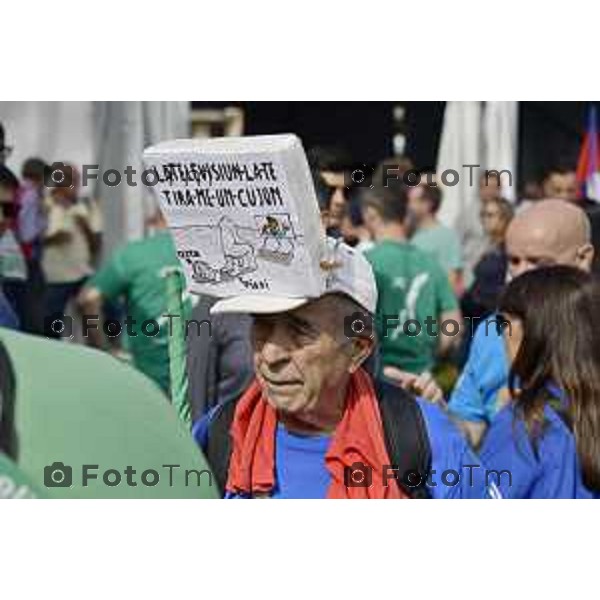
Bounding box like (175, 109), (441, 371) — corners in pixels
(480, 265), (600, 498)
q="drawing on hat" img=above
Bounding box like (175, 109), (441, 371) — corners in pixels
(173, 211), (300, 286)
(144, 134), (327, 299)
(256, 213), (296, 264)
(174, 216), (257, 284)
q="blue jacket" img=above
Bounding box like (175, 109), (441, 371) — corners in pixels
(480, 400), (598, 499)
(449, 315), (508, 423)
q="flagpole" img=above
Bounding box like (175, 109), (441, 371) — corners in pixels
(163, 266), (191, 426)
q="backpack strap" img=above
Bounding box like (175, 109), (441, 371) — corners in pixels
(205, 379), (432, 499)
(376, 380), (432, 499)
(205, 397), (238, 496)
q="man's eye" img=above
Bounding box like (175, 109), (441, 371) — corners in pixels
(253, 320), (274, 338)
(288, 321), (318, 340)
(291, 324), (313, 337)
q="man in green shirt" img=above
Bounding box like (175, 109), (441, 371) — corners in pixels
(409, 183), (464, 296)
(362, 184), (462, 377)
(78, 210), (194, 394)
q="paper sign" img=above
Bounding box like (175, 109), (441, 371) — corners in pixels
(143, 134), (327, 300)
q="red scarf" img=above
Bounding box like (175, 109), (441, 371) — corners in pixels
(225, 368), (408, 499)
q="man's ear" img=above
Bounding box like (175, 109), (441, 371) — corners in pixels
(348, 337), (374, 373)
(577, 243), (595, 271)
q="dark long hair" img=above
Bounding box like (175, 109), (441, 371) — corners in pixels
(498, 266), (600, 492)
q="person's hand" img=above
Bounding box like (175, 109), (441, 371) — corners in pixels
(383, 366), (446, 406)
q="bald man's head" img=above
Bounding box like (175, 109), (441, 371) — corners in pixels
(505, 199), (594, 279)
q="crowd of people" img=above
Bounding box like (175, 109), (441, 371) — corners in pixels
(2, 120), (600, 499)
(0, 125), (103, 337)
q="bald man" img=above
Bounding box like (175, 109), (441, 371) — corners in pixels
(448, 200), (594, 447)
(540, 165), (600, 274)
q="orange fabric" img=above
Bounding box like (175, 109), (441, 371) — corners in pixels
(225, 368), (407, 499)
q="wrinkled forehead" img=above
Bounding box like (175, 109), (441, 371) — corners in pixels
(321, 171), (346, 188)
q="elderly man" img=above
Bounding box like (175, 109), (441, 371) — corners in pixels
(448, 199), (594, 446)
(195, 239), (496, 499)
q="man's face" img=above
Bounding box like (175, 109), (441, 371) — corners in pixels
(505, 221), (581, 279)
(321, 171), (348, 226)
(480, 202), (505, 238)
(543, 172), (578, 203)
(252, 296), (367, 418)
(361, 205), (383, 239)
(408, 185), (430, 222)
(480, 176), (501, 203)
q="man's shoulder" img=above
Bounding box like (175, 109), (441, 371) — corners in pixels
(415, 398), (465, 446)
(368, 240), (441, 268)
(454, 316), (507, 391)
(471, 315), (506, 355)
(366, 240), (410, 257)
(418, 223), (457, 241)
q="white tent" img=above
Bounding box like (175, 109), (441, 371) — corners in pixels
(436, 101), (519, 282)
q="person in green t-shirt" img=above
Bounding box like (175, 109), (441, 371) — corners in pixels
(362, 184), (462, 378)
(408, 182), (464, 297)
(78, 209), (194, 394)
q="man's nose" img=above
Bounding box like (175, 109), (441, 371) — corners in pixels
(509, 262), (533, 280)
(331, 188), (348, 208)
(259, 341), (292, 370)
(257, 326), (292, 367)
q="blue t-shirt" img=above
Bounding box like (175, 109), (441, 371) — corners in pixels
(449, 315), (508, 423)
(480, 401), (597, 499)
(271, 425), (332, 499)
(196, 399), (499, 499)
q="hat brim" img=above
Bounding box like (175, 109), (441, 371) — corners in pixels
(210, 294), (310, 315)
